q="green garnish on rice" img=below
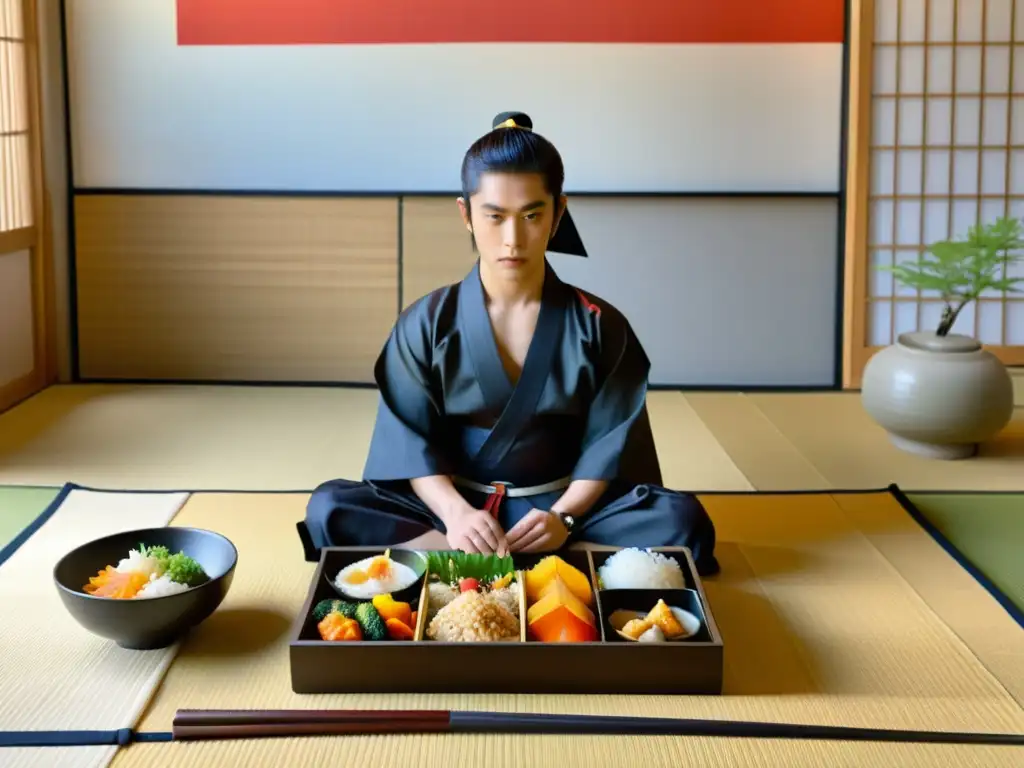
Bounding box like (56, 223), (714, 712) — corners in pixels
(138, 543), (170, 562)
(138, 543), (208, 587)
(165, 552), (207, 587)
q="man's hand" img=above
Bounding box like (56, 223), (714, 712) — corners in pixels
(506, 509), (569, 553)
(409, 475), (509, 556)
(444, 507), (509, 556)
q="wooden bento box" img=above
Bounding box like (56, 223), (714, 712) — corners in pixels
(289, 546), (723, 695)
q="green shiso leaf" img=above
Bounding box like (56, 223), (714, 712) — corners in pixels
(425, 551), (514, 584)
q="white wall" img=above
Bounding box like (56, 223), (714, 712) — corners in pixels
(0, 249), (35, 387)
(66, 0), (843, 193)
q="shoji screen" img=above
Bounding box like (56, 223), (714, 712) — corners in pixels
(0, 0), (52, 412)
(866, 0), (1023, 354)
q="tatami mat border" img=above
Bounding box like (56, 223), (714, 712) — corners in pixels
(0, 484), (75, 568)
(0, 730), (171, 747)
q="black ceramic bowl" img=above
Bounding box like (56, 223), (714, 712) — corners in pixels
(53, 527), (237, 650)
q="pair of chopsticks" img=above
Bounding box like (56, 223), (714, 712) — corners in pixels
(171, 709), (1024, 746)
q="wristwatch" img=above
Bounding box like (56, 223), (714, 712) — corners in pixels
(551, 509), (575, 533)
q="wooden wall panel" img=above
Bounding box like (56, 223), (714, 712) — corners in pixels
(400, 197), (475, 309)
(74, 195), (398, 383)
(0, 249), (36, 386)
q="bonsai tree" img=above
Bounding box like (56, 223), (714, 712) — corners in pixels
(883, 215), (1024, 337)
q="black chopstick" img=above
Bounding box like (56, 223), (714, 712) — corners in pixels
(168, 709), (1024, 746)
(451, 711), (1024, 745)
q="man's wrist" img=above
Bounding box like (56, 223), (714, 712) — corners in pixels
(549, 500), (583, 518)
(548, 507), (577, 532)
(438, 497), (473, 526)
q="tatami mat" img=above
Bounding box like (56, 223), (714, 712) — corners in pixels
(112, 733), (1021, 768)
(905, 493), (1024, 615)
(644, 392), (752, 490)
(683, 393), (830, 490)
(0, 489), (187, 735)
(105, 489), (1024, 768)
(0, 486), (60, 549)
(2, 747), (117, 768)
(2, 383), (1020, 495)
(834, 492), (1024, 708)
(0, 385), (378, 491)
(746, 393), (1024, 491)
(0, 488), (191, 768)
(0, 386), (753, 492)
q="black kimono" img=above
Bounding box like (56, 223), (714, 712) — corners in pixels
(298, 260), (719, 576)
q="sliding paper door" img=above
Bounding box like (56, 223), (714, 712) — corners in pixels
(0, 0), (53, 412)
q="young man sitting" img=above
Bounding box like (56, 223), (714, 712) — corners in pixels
(298, 112), (718, 576)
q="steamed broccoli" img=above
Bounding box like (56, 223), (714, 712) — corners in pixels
(354, 602), (388, 641)
(313, 599), (358, 622)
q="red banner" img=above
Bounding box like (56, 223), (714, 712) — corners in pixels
(176, 0), (845, 46)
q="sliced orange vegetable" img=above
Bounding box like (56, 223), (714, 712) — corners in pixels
(527, 575), (598, 643)
(524, 556), (593, 606)
(529, 607), (599, 643)
(385, 617), (415, 640)
(83, 567), (149, 599)
(318, 613), (363, 641)
(372, 593), (412, 626)
(529, 577), (596, 626)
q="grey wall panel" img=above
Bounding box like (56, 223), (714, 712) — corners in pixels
(550, 197), (840, 387)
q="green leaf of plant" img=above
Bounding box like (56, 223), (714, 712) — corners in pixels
(984, 278), (1024, 292)
(873, 216), (1024, 333)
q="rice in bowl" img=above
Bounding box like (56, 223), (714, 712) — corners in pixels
(597, 548), (686, 590)
(135, 573), (192, 599)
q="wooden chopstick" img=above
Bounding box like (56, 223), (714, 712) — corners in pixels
(172, 709), (450, 740)
(169, 709), (1024, 746)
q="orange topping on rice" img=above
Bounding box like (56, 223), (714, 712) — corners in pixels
(366, 556), (391, 581)
(344, 569), (369, 585)
(83, 566), (148, 599)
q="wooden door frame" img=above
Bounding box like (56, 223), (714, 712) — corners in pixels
(841, 0), (874, 389)
(0, 0), (57, 413)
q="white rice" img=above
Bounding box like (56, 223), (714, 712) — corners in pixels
(597, 548), (685, 590)
(115, 549), (165, 579)
(135, 573), (191, 599)
(334, 556), (420, 600)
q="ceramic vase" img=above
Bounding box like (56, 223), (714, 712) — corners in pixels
(860, 331), (1014, 460)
